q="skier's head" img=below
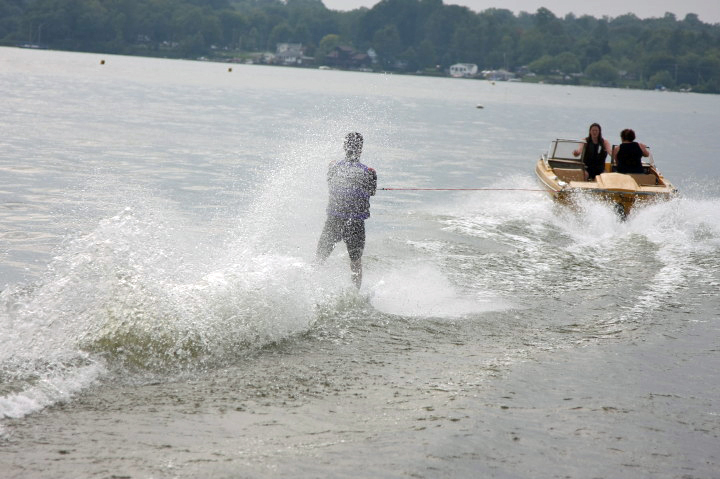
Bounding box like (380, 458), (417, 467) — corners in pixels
(344, 132), (363, 160)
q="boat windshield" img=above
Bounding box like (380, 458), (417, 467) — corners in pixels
(551, 139), (584, 160)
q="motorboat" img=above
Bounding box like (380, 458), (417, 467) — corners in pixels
(535, 139), (677, 217)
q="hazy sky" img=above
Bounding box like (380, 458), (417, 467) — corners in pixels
(321, 0), (720, 24)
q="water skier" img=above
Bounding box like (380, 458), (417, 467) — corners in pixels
(315, 132), (377, 288)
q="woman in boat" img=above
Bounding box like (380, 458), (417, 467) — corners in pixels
(572, 123), (611, 180)
(612, 128), (650, 174)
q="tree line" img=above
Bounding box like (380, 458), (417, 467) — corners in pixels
(1, 0), (719, 93)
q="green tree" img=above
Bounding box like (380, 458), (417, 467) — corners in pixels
(245, 26), (260, 51)
(315, 33), (341, 61)
(528, 54), (556, 74)
(219, 10), (248, 48)
(268, 21), (294, 49)
(179, 31), (207, 56)
(533, 7), (556, 28)
(0, 0), (23, 40)
(450, 22), (484, 65)
(644, 53), (676, 81)
(517, 30), (545, 64)
(399, 45), (418, 70)
(555, 51), (581, 73)
(359, 0), (424, 48)
(417, 38), (436, 67)
(585, 59), (619, 84)
(649, 70), (674, 89)
(422, 5), (474, 66)
(372, 24), (402, 64)
(697, 54), (720, 86)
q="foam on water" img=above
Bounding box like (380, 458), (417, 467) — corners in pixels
(0, 362), (104, 420)
(422, 175), (720, 336)
(0, 202), (324, 422)
(369, 175), (690, 324)
(0, 100), (400, 422)
(368, 262), (509, 318)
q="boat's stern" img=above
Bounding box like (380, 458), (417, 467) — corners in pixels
(535, 139), (677, 218)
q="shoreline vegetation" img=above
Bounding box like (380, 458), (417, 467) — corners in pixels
(2, 0), (719, 94)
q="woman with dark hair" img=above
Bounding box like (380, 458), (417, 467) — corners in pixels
(572, 123), (611, 180)
(613, 128), (650, 174)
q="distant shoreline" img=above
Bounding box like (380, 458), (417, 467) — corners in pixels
(3, 44), (709, 96)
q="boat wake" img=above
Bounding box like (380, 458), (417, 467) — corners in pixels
(2, 169), (718, 428)
(408, 175), (720, 342)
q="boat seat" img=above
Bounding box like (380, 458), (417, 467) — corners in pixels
(554, 168), (586, 182)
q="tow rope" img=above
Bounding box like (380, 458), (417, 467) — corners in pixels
(379, 187), (547, 192)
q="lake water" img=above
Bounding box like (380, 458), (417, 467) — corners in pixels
(1, 47), (719, 478)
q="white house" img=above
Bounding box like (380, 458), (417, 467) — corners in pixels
(449, 63), (478, 78)
(275, 43), (304, 65)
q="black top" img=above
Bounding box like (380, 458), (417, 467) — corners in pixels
(616, 142), (645, 174)
(582, 139), (608, 179)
